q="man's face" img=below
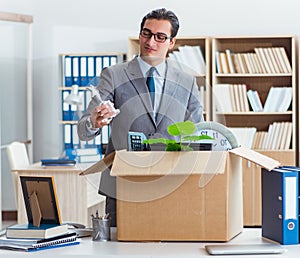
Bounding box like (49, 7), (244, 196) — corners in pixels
(139, 18), (176, 65)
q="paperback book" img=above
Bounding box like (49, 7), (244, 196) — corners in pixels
(6, 223), (68, 239)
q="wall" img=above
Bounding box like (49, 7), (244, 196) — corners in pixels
(0, 20), (28, 211)
(0, 0), (299, 210)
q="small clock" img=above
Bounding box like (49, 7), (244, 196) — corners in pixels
(195, 121), (239, 151)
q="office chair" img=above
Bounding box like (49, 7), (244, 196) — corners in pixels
(6, 141), (30, 206)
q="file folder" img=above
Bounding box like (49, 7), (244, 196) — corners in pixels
(80, 56), (89, 86)
(64, 56), (72, 86)
(110, 56), (118, 66)
(62, 91), (70, 120)
(95, 56), (103, 82)
(262, 167), (299, 245)
(72, 124), (80, 148)
(87, 56), (95, 84)
(72, 56), (80, 85)
(102, 56), (110, 69)
(64, 124), (72, 149)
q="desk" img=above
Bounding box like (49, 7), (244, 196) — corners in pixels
(0, 228), (297, 257)
(12, 163), (105, 226)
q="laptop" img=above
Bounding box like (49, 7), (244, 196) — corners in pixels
(205, 243), (287, 255)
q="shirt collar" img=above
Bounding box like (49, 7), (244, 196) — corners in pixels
(137, 56), (166, 77)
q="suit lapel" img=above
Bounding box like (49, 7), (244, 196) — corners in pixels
(125, 57), (156, 125)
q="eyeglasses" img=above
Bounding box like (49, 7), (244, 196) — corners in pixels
(140, 28), (171, 43)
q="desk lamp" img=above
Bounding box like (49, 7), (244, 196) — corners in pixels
(64, 84), (82, 106)
(64, 84), (83, 120)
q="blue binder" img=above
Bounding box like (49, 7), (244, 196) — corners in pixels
(95, 56), (103, 82)
(72, 56), (80, 85)
(64, 56), (72, 86)
(62, 90), (71, 120)
(64, 124), (73, 149)
(80, 56), (89, 86)
(262, 167), (299, 245)
(87, 56), (96, 84)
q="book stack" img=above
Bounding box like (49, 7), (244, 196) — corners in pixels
(2, 176), (80, 252)
(216, 47), (292, 74)
(228, 122), (292, 150)
(1, 230), (79, 252)
(214, 84), (249, 112)
(76, 147), (101, 163)
(251, 122), (292, 150)
(168, 45), (206, 76)
(214, 84), (292, 113)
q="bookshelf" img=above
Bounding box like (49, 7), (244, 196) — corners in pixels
(212, 36), (297, 157)
(128, 36), (211, 121)
(58, 53), (126, 160)
(211, 35), (297, 226)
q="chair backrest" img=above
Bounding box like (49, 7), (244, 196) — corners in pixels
(6, 141), (30, 209)
(6, 141), (30, 170)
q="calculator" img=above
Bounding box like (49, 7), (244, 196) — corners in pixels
(127, 132), (148, 151)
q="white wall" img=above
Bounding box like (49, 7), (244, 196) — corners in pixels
(0, 0), (300, 210)
(0, 20), (29, 211)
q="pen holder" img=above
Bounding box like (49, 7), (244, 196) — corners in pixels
(92, 218), (111, 241)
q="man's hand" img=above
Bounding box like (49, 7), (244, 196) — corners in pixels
(90, 101), (120, 128)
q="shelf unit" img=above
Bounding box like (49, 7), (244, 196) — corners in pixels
(128, 36), (211, 121)
(58, 53), (126, 159)
(211, 35), (297, 226)
(212, 35), (297, 157)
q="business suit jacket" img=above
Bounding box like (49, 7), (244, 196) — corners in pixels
(77, 56), (203, 198)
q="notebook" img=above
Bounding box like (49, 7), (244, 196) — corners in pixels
(205, 243), (286, 255)
(0, 232), (79, 252)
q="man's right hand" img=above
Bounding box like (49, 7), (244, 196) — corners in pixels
(90, 101), (120, 128)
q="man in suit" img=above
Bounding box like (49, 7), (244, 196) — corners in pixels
(77, 8), (204, 226)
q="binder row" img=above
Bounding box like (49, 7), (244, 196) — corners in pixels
(63, 55), (121, 87)
(61, 53), (125, 160)
(262, 166), (300, 245)
(63, 123), (110, 152)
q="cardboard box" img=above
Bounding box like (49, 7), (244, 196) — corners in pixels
(82, 147), (280, 242)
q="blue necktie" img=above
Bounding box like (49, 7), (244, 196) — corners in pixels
(146, 67), (155, 107)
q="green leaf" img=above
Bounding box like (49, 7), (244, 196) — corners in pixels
(167, 120), (196, 136)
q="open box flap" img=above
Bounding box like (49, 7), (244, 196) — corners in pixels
(79, 151), (115, 176)
(110, 150), (227, 176)
(229, 147), (280, 171)
(80, 147), (280, 176)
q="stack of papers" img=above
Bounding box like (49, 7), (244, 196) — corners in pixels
(0, 231), (79, 252)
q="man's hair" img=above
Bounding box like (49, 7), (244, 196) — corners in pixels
(140, 8), (179, 39)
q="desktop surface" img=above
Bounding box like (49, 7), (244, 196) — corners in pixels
(0, 228), (298, 257)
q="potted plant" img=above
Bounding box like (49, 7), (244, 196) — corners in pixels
(143, 120), (214, 151)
